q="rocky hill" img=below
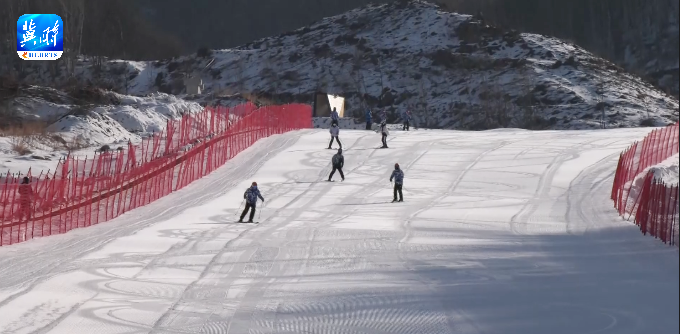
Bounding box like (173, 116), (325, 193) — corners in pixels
(15, 0), (680, 130)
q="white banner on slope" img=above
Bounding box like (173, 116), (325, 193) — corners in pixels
(328, 95), (345, 117)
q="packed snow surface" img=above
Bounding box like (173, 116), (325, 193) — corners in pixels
(0, 128), (678, 333)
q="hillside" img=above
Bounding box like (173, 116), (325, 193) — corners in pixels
(447, 0), (679, 98)
(133, 0), (679, 98)
(14, 1), (680, 130)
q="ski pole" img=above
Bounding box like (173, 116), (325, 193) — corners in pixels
(258, 200), (264, 221)
(235, 198), (244, 216)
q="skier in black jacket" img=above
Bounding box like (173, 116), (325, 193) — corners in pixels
(239, 182), (264, 223)
(328, 148), (345, 181)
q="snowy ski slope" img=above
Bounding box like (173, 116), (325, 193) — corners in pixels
(0, 128), (678, 334)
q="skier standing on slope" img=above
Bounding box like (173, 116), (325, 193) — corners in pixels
(402, 110), (412, 131)
(239, 182), (265, 223)
(389, 163), (404, 202)
(379, 119), (389, 148)
(328, 123), (342, 149)
(328, 148), (345, 182)
(365, 109), (372, 130)
(330, 107), (340, 127)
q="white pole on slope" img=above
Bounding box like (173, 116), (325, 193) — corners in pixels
(258, 201), (264, 221)
(235, 198), (244, 218)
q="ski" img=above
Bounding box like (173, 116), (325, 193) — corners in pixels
(236, 221), (259, 224)
(325, 180), (335, 182)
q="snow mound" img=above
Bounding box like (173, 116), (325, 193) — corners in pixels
(648, 153), (679, 185)
(46, 112), (133, 147)
(627, 153), (679, 206)
(0, 86), (203, 174)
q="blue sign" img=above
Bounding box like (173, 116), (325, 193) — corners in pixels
(17, 14), (63, 60)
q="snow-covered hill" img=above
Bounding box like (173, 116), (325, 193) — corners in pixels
(16, 1), (679, 130)
(0, 85), (202, 172)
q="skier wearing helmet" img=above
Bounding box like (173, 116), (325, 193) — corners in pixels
(240, 181), (265, 223)
(389, 163), (404, 202)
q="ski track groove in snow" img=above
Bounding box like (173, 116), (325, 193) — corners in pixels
(153, 131), (380, 333)
(559, 148), (648, 332)
(508, 135), (608, 235)
(399, 138), (515, 245)
(0, 128), (677, 334)
(0, 131), (302, 333)
(393, 137), (518, 334)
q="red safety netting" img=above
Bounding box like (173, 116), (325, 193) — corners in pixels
(611, 122), (679, 246)
(0, 103), (312, 246)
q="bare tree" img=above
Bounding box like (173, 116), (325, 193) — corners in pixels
(416, 77), (429, 129)
(57, 0), (85, 77)
(350, 48), (368, 111)
(233, 54), (247, 93)
(1, 0), (28, 77)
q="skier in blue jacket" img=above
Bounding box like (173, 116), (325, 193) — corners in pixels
(389, 163), (404, 202)
(402, 110), (412, 131)
(239, 182), (265, 223)
(365, 109), (372, 130)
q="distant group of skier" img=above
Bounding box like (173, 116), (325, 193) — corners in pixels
(237, 107), (412, 223)
(326, 107), (407, 201)
(329, 107), (412, 150)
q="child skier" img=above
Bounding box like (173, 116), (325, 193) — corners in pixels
(328, 123), (342, 149)
(239, 182), (265, 223)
